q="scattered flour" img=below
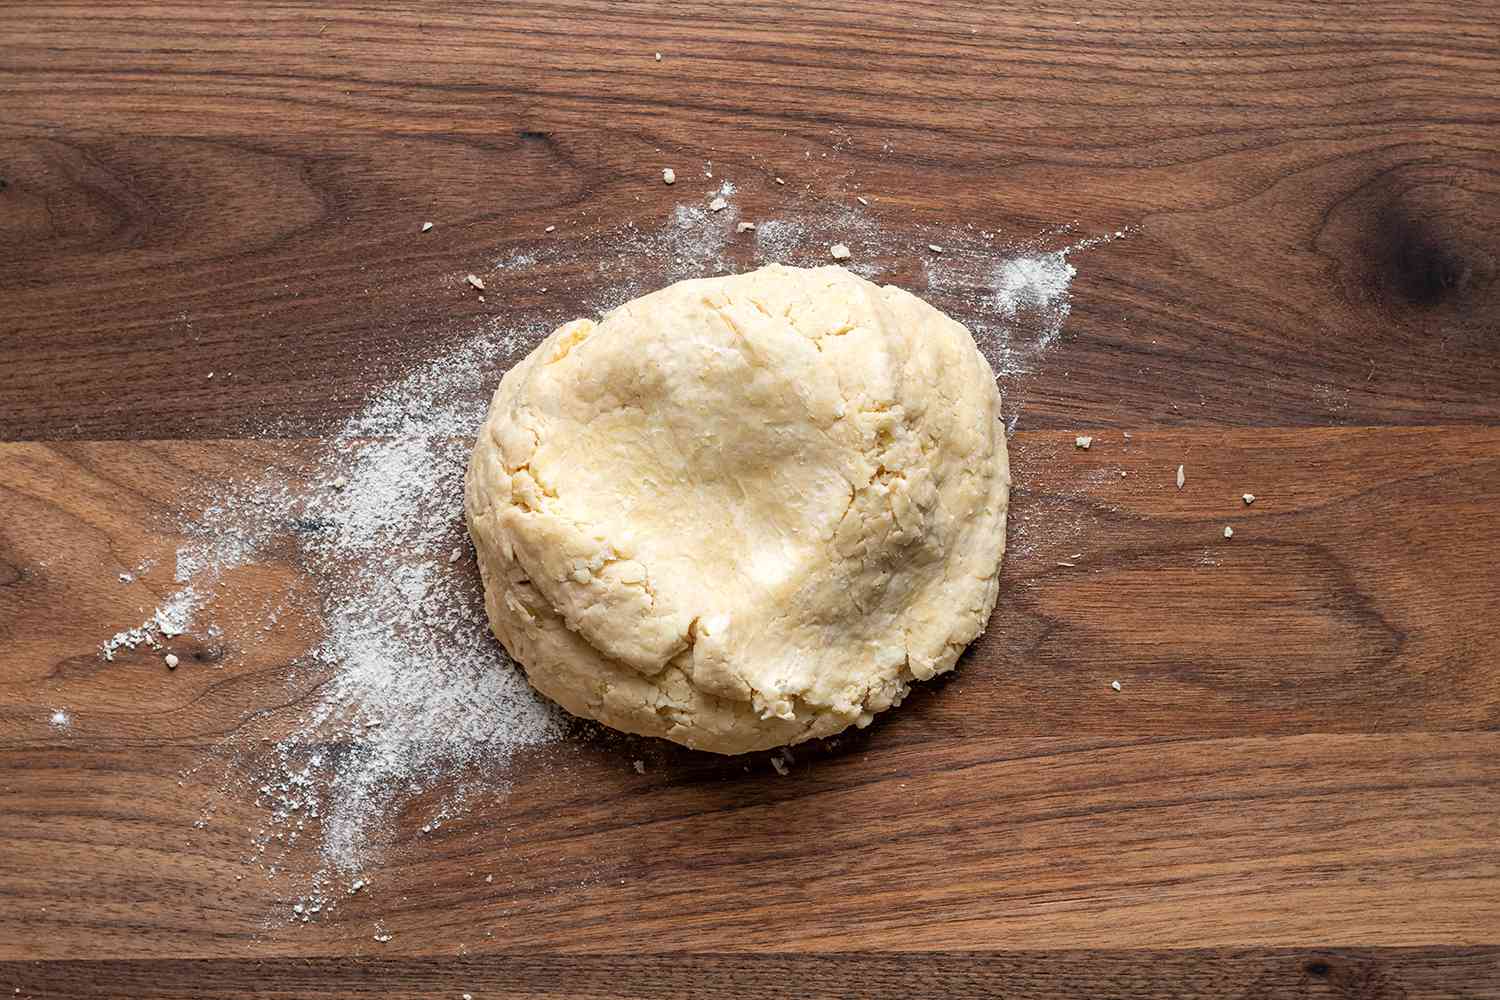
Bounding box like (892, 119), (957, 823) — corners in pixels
(49, 710), (70, 729)
(96, 323), (566, 921)
(244, 334), (566, 905)
(90, 176), (1125, 925)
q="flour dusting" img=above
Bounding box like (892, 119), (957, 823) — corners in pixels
(994, 252), (1076, 325)
(283, 343), (567, 876)
(90, 175), (1125, 925)
(94, 318), (566, 921)
(235, 329), (565, 907)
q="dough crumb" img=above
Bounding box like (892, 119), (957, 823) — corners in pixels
(1110, 680), (1122, 692)
(769, 755), (790, 776)
(465, 274), (485, 292)
(654, 51), (661, 61)
(544, 225), (556, 233)
(774, 176), (785, 185)
(373, 932), (393, 943)
(1223, 525), (1234, 539)
(421, 221), (433, 233)
(485, 874), (493, 883)
(632, 759), (646, 774)
(164, 653), (179, 669)
(449, 548), (463, 564)
(332, 476), (349, 491)
(119, 573), (133, 583)
(829, 243), (851, 260)
(708, 196), (728, 212)
(1075, 435), (1092, 450)
(661, 167), (675, 185)
(1242, 493), (1256, 505)
(857, 196), (869, 206)
(928, 244), (944, 253)
(1176, 464), (1185, 490)
(736, 221), (756, 232)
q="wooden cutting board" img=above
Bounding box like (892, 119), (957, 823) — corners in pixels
(2, 2), (1498, 996)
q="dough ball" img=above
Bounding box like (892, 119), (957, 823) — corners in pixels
(464, 264), (1010, 754)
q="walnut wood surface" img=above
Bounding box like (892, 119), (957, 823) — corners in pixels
(4, 428), (1499, 747)
(2, 1), (1498, 439)
(4, 951), (1500, 1000)
(2, 430), (1497, 970)
(2, 1), (1498, 996)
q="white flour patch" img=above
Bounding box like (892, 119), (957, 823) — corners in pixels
(95, 319), (565, 922)
(49, 709), (70, 729)
(984, 250), (1076, 383)
(993, 252), (1076, 326)
(924, 230), (1128, 384)
(153, 585), (204, 636)
(241, 330), (566, 907)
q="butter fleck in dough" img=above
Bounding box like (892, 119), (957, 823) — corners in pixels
(465, 264), (1010, 754)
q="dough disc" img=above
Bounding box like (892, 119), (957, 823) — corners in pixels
(465, 264), (1010, 754)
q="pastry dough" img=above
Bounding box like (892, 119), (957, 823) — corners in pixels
(465, 265), (1009, 754)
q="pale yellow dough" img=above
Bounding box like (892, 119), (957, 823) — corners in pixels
(464, 264), (1009, 754)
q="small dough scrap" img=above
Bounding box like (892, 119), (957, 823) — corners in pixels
(465, 264), (1010, 754)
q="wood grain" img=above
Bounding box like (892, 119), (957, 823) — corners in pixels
(2, 428), (1497, 960)
(4, 950), (1500, 1000)
(3, 427), (1498, 744)
(2, 2), (1498, 438)
(3, 734), (1496, 960)
(2, 1), (1499, 995)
